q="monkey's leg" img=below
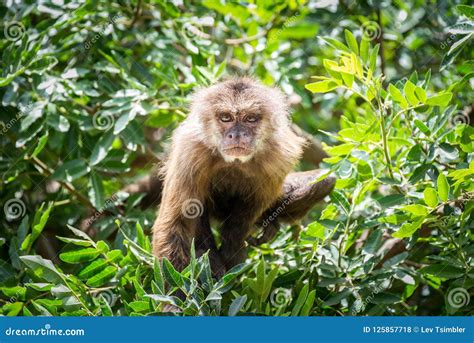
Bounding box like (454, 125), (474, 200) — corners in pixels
(219, 208), (259, 269)
(153, 218), (195, 271)
(152, 190), (202, 271)
(195, 208), (225, 277)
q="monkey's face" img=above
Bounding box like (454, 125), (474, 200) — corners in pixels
(192, 78), (288, 164)
(214, 111), (263, 163)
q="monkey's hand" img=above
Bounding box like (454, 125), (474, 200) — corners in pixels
(250, 169), (336, 246)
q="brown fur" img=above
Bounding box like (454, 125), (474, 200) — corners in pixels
(152, 77), (305, 273)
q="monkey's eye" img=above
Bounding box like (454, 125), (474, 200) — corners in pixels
(219, 113), (233, 122)
(246, 115), (259, 123)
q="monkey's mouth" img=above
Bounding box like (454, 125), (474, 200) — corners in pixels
(222, 146), (252, 162)
(223, 146), (251, 156)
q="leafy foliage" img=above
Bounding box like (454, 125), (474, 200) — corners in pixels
(1, 1), (473, 316)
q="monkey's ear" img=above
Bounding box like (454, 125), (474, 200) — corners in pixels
(277, 170), (336, 222)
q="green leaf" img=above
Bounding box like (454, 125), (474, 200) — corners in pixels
(423, 188), (438, 207)
(323, 289), (352, 306)
(114, 110), (137, 135)
(403, 80), (419, 106)
(86, 265), (117, 287)
(326, 143), (354, 156)
(457, 5), (474, 20)
(300, 290), (316, 316)
(4, 302), (24, 316)
(51, 159), (90, 182)
(67, 225), (94, 242)
(88, 173), (105, 209)
(20, 255), (63, 283)
(330, 190), (351, 215)
(369, 44), (379, 72)
(228, 295), (247, 316)
(400, 204), (429, 217)
(78, 259), (107, 279)
(437, 173), (450, 202)
(21, 203), (53, 251)
(90, 130), (115, 166)
(414, 86), (427, 103)
(320, 37), (351, 52)
(128, 301), (150, 313)
(426, 93), (453, 107)
(344, 29), (358, 55)
(162, 258), (184, 288)
(305, 80), (340, 93)
(370, 293), (401, 304)
(306, 222), (325, 240)
(291, 283), (309, 316)
(420, 265), (464, 279)
(414, 119), (431, 135)
(392, 217), (425, 238)
(359, 38), (369, 63)
(363, 230), (383, 255)
(59, 248), (101, 264)
(31, 132), (49, 158)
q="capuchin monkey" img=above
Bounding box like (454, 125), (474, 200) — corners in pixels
(152, 77), (335, 275)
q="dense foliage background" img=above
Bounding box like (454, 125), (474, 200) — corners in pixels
(0, 0), (473, 316)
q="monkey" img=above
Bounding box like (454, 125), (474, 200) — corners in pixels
(151, 77), (335, 274)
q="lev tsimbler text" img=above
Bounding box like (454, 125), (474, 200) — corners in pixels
(362, 326), (466, 334)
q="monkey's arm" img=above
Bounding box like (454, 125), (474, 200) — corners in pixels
(250, 170), (336, 245)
